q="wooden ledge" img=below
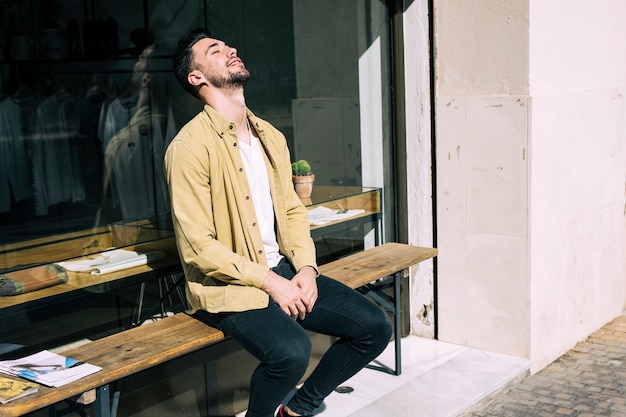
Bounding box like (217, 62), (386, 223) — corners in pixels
(0, 314), (222, 417)
(319, 242), (438, 289)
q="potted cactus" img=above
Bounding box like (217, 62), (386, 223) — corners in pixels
(292, 159), (315, 201)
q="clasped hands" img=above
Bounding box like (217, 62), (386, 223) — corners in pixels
(261, 266), (318, 320)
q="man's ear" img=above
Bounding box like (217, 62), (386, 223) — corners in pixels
(187, 70), (204, 88)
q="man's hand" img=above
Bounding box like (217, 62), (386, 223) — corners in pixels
(261, 270), (308, 319)
(260, 266), (318, 320)
(292, 266), (318, 313)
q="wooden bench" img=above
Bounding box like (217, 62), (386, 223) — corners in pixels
(0, 242), (437, 417)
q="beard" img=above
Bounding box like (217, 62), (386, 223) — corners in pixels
(205, 67), (251, 90)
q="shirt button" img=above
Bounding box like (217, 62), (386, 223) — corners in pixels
(258, 250), (263, 254)
(245, 196), (250, 200)
(252, 222), (257, 227)
(233, 142), (238, 147)
(239, 167), (243, 172)
(229, 124), (234, 129)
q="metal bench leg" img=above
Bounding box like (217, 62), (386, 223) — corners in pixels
(393, 271), (402, 376)
(170, 273), (188, 309)
(93, 382), (121, 417)
(110, 381), (121, 417)
(93, 385), (111, 417)
(361, 271), (404, 376)
(130, 282), (147, 327)
(133, 274), (186, 326)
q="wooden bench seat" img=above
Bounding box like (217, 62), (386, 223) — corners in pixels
(0, 243), (436, 417)
(0, 314), (224, 417)
(319, 242), (437, 287)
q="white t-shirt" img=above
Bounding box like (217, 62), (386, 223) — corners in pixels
(239, 129), (283, 268)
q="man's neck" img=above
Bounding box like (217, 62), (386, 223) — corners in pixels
(203, 88), (249, 143)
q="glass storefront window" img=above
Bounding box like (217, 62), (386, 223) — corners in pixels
(0, 0), (396, 257)
(0, 4), (399, 408)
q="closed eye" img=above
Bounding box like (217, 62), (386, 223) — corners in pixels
(206, 41), (221, 55)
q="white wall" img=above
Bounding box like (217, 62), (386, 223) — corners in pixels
(528, 1), (626, 94)
(527, 0), (626, 370)
(434, 1), (529, 96)
(403, 0), (436, 337)
(433, 0), (532, 359)
(429, 0), (626, 372)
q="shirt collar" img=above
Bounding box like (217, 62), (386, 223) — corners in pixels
(202, 104), (264, 139)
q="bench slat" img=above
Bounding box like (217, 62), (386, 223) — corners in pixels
(320, 242), (437, 288)
(0, 314), (223, 417)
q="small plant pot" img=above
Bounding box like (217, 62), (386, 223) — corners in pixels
(293, 174), (315, 200)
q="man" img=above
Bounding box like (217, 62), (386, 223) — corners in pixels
(165, 28), (392, 417)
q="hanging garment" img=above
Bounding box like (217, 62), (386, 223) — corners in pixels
(0, 98), (34, 212)
(31, 92), (85, 215)
(100, 94), (138, 153)
(101, 106), (170, 221)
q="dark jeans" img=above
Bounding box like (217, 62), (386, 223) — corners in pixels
(196, 259), (392, 417)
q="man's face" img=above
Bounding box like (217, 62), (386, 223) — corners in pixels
(132, 44), (156, 85)
(191, 37), (250, 90)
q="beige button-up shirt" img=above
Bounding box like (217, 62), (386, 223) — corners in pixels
(164, 105), (317, 313)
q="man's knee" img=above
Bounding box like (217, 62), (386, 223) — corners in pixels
(267, 334), (312, 376)
(365, 308), (393, 351)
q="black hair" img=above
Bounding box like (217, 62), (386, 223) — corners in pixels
(173, 28), (213, 99)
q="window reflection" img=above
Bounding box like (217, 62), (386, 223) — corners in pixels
(0, 26), (178, 244)
(0, 0), (396, 252)
(96, 40), (173, 226)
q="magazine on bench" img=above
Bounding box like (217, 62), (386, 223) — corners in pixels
(307, 206), (365, 226)
(0, 350), (101, 388)
(0, 376), (39, 403)
(56, 248), (166, 275)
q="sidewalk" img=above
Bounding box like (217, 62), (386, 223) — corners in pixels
(462, 311), (626, 417)
(234, 312), (624, 417)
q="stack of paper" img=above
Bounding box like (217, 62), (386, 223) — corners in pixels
(0, 350), (101, 388)
(307, 206), (365, 226)
(56, 248), (166, 275)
